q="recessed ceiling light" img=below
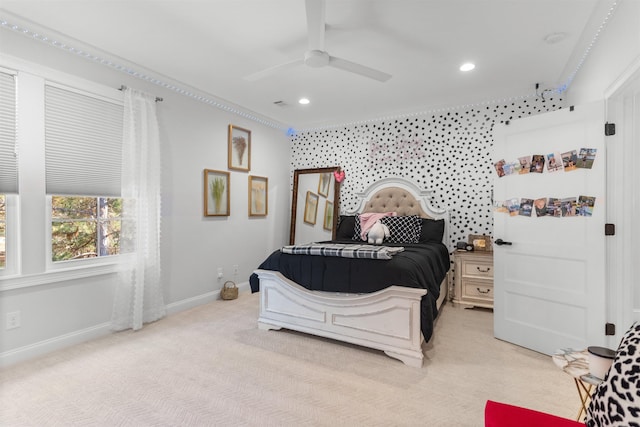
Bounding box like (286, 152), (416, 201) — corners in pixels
(298, 98), (310, 105)
(460, 62), (475, 72)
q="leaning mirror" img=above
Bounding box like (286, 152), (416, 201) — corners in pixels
(290, 167), (341, 245)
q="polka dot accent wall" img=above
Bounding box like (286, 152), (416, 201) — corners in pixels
(291, 97), (565, 251)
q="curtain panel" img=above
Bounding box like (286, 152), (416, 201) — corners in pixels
(112, 88), (165, 331)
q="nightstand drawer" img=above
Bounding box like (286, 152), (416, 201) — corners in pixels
(463, 281), (493, 302)
(463, 261), (493, 278)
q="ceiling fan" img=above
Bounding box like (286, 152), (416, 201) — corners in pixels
(244, 0), (392, 82)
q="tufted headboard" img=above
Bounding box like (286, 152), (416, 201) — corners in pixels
(361, 186), (431, 218)
(345, 177), (451, 248)
(347, 177), (447, 219)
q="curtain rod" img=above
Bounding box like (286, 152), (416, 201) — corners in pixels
(119, 85), (163, 102)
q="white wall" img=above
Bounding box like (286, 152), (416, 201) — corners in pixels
(565, 0), (640, 105)
(565, 0), (640, 346)
(0, 30), (291, 365)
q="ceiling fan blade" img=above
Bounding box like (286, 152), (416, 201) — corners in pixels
(244, 59), (304, 82)
(328, 56), (392, 82)
(305, 0), (326, 51)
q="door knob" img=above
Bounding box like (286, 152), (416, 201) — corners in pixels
(495, 238), (512, 246)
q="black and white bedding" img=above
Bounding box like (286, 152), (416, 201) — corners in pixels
(250, 216), (450, 341)
(281, 242), (405, 259)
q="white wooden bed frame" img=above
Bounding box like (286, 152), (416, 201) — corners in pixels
(256, 177), (451, 367)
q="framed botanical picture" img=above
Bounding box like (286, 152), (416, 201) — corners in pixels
(303, 191), (319, 225)
(317, 172), (331, 197)
(248, 175), (268, 217)
(323, 200), (334, 230)
(228, 124), (251, 172)
(204, 169), (230, 216)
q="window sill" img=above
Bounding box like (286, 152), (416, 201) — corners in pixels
(0, 262), (118, 291)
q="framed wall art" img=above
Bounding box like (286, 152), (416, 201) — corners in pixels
(248, 175), (268, 217)
(303, 191), (319, 225)
(228, 124), (251, 172)
(204, 169), (230, 216)
(323, 200), (334, 230)
(317, 172), (331, 197)
(468, 234), (492, 252)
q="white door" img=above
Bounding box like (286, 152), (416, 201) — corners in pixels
(605, 66), (640, 344)
(493, 101), (606, 355)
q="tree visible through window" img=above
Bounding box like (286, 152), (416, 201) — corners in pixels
(51, 196), (121, 262)
(0, 195), (5, 269)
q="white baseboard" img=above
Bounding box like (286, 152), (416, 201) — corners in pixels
(0, 281), (251, 368)
(0, 322), (112, 368)
(165, 280), (250, 314)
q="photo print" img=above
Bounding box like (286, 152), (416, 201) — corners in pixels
(577, 195), (596, 216)
(577, 148), (597, 169)
(561, 197), (577, 217)
(494, 159), (506, 177)
(534, 198), (547, 217)
(562, 150), (578, 172)
(546, 198), (562, 217)
(502, 162), (516, 176)
(519, 198), (533, 217)
(546, 152), (563, 173)
(506, 198), (520, 216)
(493, 200), (509, 213)
(530, 155), (545, 173)
(518, 156), (531, 174)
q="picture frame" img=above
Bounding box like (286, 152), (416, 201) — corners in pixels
(468, 234), (492, 252)
(228, 124), (251, 172)
(204, 169), (230, 217)
(317, 172), (331, 197)
(303, 191), (319, 225)
(323, 200), (334, 230)
(248, 175), (268, 217)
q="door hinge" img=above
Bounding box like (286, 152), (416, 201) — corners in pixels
(605, 122), (616, 136)
(605, 223), (615, 236)
(605, 323), (616, 336)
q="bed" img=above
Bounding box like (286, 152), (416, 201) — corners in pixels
(250, 177), (451, 367)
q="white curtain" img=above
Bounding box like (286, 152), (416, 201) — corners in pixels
(111, 88), (165, 331)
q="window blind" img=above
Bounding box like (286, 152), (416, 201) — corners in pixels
(0, 71), (17, 194)
(45, 84), (124, 197)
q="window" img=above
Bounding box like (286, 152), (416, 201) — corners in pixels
(0, 194), (5, 269)
(0, 70), (17, 273)
(45, 83), (124, 264)
(51, 196), (122, 262)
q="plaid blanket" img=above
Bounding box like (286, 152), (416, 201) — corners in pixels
(281, 243), (404, 260)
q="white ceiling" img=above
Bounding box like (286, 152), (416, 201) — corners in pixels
(0, 0), (616, 130)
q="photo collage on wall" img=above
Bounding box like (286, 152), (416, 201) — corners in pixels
(494, 147), (596, 177)
(493, 147), (597, 218)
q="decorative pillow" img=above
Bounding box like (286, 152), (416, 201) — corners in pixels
(419, 218), (445, 243)
(352, 215), (362, 241)
(586, 321), (640, 427)
(335, 215), (356, 240)
(379, 215), (422, 244)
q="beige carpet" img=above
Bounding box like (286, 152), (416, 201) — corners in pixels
(0, 292), (579, 426)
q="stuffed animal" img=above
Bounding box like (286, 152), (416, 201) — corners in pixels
(367, 220), (390, 245)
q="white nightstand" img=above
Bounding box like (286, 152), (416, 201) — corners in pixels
(452, 250), (493, 309)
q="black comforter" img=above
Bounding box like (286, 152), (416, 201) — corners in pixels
(250, 240), (450, 341)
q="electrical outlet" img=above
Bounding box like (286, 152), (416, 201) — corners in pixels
(233, 264), (239, 276)
(217, 268), (223, 279)
(6, 311), (21, 330)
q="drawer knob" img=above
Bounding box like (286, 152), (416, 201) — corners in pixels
(477, 287), (491, 294)
(477, 267), (491, 273)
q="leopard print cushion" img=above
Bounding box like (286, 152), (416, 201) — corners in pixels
(586, 322), (640, 427)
